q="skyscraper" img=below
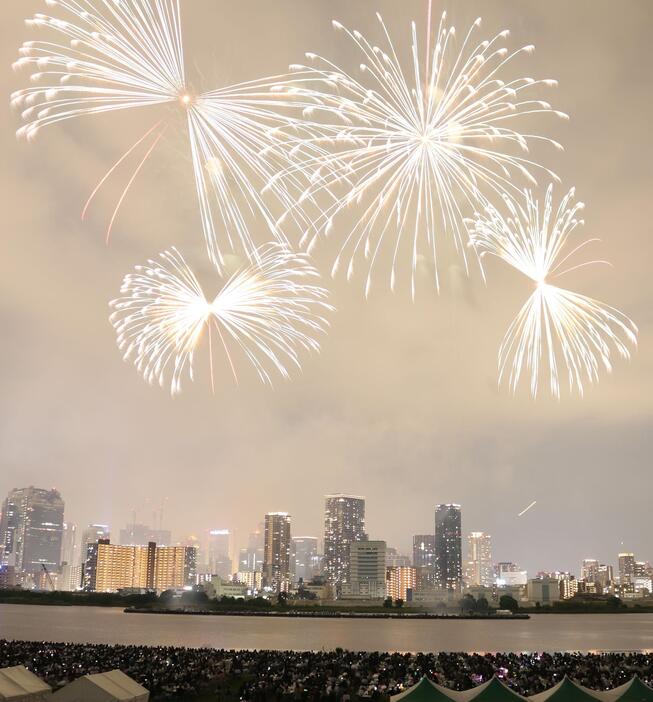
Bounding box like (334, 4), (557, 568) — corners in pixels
(0, 487), (64, 574)
(618, 553), (636, 584)
(239, 525), (265, 573)
(292, 536), (319, 583)
(263, 512), (291, 591)
(412, 534), (436, 590)
(60, 522), (78, 567)
(597, 564), (614, 591)
(0, 493), (20, 566)
(465, 531), (493, 588)
(206, 529), (232, 578)
(434, 504), (462, 590)
(581, 559), (600, 583)
(80, 524), (111, 563)
(323, 494), (366, 588)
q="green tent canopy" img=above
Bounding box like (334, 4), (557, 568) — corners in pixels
(390, 675), (653, 702)
(451, 677), (527, 702)
(594, 678), (653, 702)
(391, 677), (456, 702)
(524, 678), (602, 702)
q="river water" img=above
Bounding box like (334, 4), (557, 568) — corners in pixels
(1, 605), (651, 653)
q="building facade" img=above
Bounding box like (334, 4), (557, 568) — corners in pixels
(413, 534), (436, 590)
(0, 487), (64, 575)
(323, 495), (366, 589)
(292, 536), (320, 583)
(618, 553), (636, 584)
(465, 531), (493, 588)
(207, 529), (232, 579)
(527, 577), (561, 606)
(434, 504), (462, 590)
(581, 559), (600, 583)
(80, 524), (111, 564)
(263, 512), (291, 591)
(239, 525), (265, 574)
(60, 522), (78, 568)
(83, 541), (196, 592)
(386, 566), (417, 602)
(344, 540), (386, 599)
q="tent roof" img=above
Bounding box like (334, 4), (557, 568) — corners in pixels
(595, 678), (653, 702)
(0, 666), (51, 699)
(392, 677), (456, 702)
(53, 671), (147, 701)
(452, 678), (527, 702)
(530, 677), (603, 702)
(83, 671), (147, 700)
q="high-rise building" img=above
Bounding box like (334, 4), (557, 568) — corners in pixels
(83, 541), (196, 592)
(386, 566), (417, 602)
(581, 559), (600, 583)
(80, 524), (111, 563)
(82, 538), (109, 592)
(207, 529), (232, 579)
(120, 523), (171, 547)
(412, 534), (436, 589)
(465, 532), (493, 588)
(0, 487), (64, 574)
(344, 540), (386, 599)
(263, 512), (291, 591)
(60, 561), (83, 592)
(597, 564), (614, 591)
(0, 493), (20, 566)
(559, 574), (579, 599)
(60, 522), (78, 568)
(323, 495), (366, 588)
(239, 525), (264, 573)
(292, 536), (319, 583)
(618, 553), (636, 584)
(434, 504), (462, 590)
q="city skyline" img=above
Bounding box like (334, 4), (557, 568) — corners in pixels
(0, 0), (651, 580)
(1, 484), (649, 587)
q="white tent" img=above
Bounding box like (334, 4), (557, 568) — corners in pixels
(52, 671), (148, 702)
(0, 666), (52, 701)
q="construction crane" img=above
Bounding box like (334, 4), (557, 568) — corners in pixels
(41, 563), (55, 591)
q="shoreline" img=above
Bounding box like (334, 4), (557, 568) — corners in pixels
(124, 607), (530, 619)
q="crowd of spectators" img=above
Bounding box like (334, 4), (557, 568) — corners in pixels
(1, 640), (651, 701)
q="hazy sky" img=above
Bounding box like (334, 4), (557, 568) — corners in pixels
(1, 0), (651, 575)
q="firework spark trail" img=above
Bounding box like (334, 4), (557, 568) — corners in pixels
(467, 185), (638, 397)
(517, 500), (537, 517)
(184, 80), (331, 269)
(11, 0), (327, 269)
(109, 244), (333, 395)
(275, 12), (566, 297)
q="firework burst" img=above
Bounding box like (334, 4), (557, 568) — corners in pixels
(11, 0), (318, 267)
(110, 244), (333, 395)
(467, 185), (638, 397)
(277, 12), (566, 297)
